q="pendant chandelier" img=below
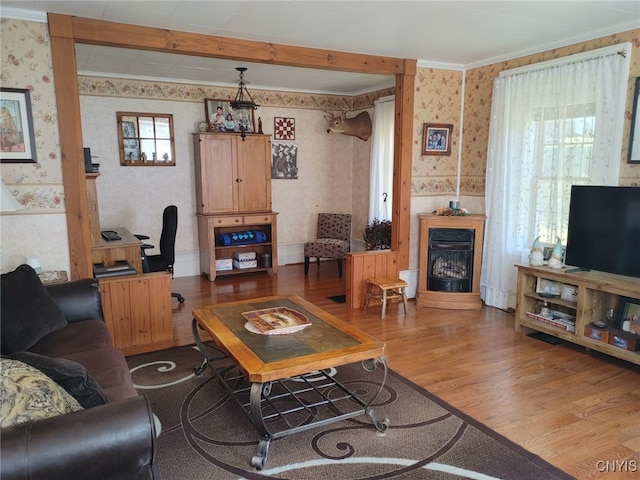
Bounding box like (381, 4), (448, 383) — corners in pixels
(229, 67), (259, 140)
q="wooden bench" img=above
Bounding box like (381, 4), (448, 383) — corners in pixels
(364, 277), (408, 319)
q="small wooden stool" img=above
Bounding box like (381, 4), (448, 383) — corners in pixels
(364, 277), (409, 319)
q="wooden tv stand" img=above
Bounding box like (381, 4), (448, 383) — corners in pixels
(515, 265), (640, 365)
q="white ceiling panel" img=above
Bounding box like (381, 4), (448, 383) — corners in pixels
(2, 0), (638, 93)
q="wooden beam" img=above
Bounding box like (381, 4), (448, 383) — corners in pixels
(56, 14), (411, 76)
(47, 12), (416, 284)
(48, 14), (93, 279)
(392, 73), (415, 271)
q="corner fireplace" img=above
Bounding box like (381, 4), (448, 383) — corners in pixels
(417, 214), (486, 310)
(428, 228), (474, 292)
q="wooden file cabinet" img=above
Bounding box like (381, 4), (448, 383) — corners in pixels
(98, 272), (173, 355)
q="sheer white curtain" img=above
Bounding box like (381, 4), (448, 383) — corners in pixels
(369, 96), (395, 222)
(482, 44), (631, 309)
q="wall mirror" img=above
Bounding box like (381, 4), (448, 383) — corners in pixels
(117, 112), (175, 166)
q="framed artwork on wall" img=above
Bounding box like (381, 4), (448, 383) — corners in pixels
(271, 142), (298, 179)
(204, 98), (254, 134)
(274, 117), (295, 140)
(628, 77), (640, 163)
(0, 88), (37, 163)
(422, 123), (452, 156)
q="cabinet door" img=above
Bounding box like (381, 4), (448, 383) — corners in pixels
(237, 135), (271, 212)
(196, 134), (238, 214)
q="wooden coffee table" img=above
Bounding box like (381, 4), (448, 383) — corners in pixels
(192, 295), (389, 469)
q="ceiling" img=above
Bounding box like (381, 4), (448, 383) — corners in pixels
(2, 1), (639, 94)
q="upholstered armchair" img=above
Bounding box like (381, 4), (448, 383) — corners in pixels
(304, 213), (352, 278)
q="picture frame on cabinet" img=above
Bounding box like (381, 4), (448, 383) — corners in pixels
(618, 297), (640, 333)
(535, 277), (562, 296)
(204, 98), (254, 134)
(0, 88), (37, 163)
(560, 283), (578, 303)
(422, 123), (452, 156)
(628, 77), (640, 163)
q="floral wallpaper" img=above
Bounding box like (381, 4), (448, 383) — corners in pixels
(412, 67), (463, 197)
(78, 76), (380, 112)
(0, 19), (64, 212)
(464, 29), (640, 189)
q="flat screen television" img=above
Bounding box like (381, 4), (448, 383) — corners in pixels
(564, 185), (640, 278)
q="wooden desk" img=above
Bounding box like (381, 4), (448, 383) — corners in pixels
(91, 227), (143, 273)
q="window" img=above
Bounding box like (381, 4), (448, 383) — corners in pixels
(482, 43), (631, 310)
(117, 112), (175, 166)
(529, 103), (595, 244)
(369, 96), (394, 223)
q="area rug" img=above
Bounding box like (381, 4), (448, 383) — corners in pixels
(127, 344), (573, 480)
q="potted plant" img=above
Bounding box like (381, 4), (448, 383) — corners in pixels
(363, 218), (392, 250)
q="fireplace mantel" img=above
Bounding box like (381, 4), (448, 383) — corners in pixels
(417, 213), (486, 310)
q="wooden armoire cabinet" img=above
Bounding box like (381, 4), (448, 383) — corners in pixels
(194, 133), (272, 214)
(193, 133), (278, 281)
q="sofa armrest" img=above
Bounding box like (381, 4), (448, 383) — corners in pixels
(45, 278), (104, 323)
(0, 396), (157, 480)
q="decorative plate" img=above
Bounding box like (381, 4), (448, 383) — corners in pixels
(197, 121), (209, 132)
(242, 307), (311, 335)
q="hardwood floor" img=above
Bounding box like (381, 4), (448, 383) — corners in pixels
(168, 265), (640, 479)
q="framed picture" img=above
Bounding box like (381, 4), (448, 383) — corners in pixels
(560, 283), (578, 303)
(123, 139), (140, 162)
(204, 98), (254, 134)
(535, 277), (562, 296)
(271, 142), (298, 179)
(628, 77), (640, 163)
(422, 123), (452, 156)
(274, 117), (295, 140)
(1, 88), (37, 163)
(618, 297), (640, 333)
(121, 120), (136, 138)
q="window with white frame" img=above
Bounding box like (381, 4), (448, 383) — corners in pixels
(481, 43), (631, 310)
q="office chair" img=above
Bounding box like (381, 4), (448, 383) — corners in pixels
(304, 213), (351, 278)
(135, 205), (185, 303)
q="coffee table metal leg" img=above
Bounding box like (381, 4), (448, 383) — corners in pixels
(191, 318), (227, 375)
(361, 356), (389, 433)
(249, 382), (272, 469)
(252, 434), (270, 470)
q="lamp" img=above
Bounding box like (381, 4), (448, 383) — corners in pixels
(229, 67), (259, 140)
(1, 180), (22, 212)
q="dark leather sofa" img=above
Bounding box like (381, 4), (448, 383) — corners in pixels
(0, 271), (158, 480)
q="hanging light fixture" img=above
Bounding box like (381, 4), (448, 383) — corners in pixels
(229, 67), (259, 140)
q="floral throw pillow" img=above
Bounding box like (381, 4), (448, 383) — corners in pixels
(0, 358), (83, 428)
